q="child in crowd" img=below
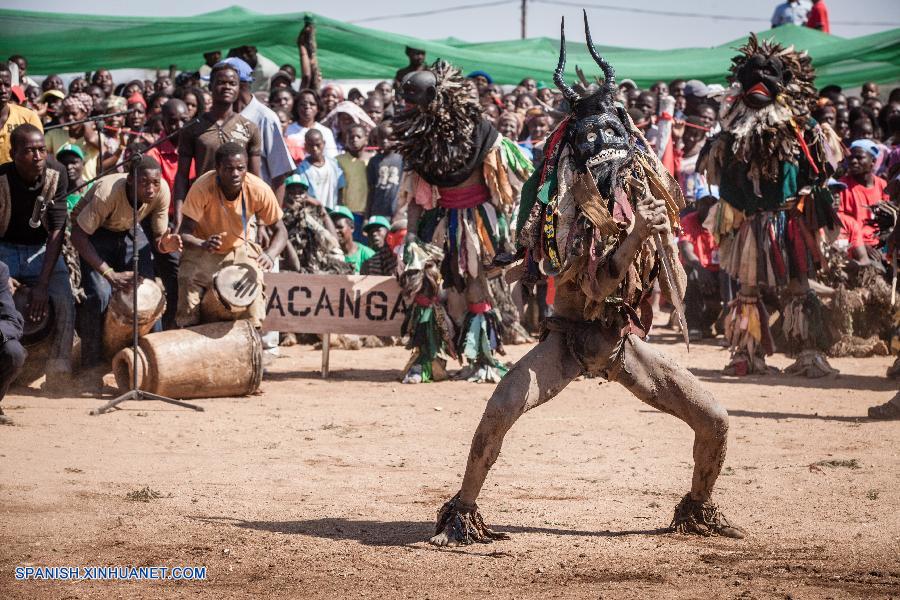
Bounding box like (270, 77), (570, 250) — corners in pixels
(295, 129), (344, 210)
(336, 124), (371, 241)
(366, 120), (403, 221)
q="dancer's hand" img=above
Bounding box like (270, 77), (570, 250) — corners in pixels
(634, 195), (669, 239)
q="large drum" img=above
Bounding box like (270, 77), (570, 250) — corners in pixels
(199, 263), (261, 323)
(12, 286), (55, 385)
(103, 277), (166, 359)
(112, 319), (262, 399)
(13, 286), (54, 347)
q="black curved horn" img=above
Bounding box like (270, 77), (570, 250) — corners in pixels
(583, 9), (616, 95)
(554, 17), (580, 103)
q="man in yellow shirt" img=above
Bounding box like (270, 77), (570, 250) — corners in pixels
(44, 93), (100, 181)
(0, 63), (43, 163)
(176, 142), (287, 327)
(70, 156), (180, 371)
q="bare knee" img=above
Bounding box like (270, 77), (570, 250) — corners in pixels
(697, 394), (729, 441)
(481, 382), (527, 434)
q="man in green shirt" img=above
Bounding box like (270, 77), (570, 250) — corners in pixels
(330, 206), (373, 274)
(55, 143), (88, 212)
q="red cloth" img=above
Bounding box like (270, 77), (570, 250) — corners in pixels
(806, 2), (830, 33)
(437, 183), (490, 209)
(386, 228), (406, 250)
(677, 211), (719, 271)
(467, 301), (492, 314)
(837, 212), (865, 251)
(414, 294), (437, 307)
(838, 175), (887, 247)
(126, 92), (147, 108)
(147, 138), (195, 216)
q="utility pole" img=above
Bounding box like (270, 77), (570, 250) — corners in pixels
(521, 0), (527, 39)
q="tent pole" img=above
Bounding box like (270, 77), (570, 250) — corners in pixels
(520, 0), (527, 39)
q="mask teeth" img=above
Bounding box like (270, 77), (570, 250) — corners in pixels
(586, 148), (627, 166)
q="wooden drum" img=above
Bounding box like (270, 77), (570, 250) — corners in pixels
(103, 277), (166, 359)
(199, 263), (261, 323)
(13, 286), (54, 347)
(12, 286), (55, 385)
(112, 319), (263, 399)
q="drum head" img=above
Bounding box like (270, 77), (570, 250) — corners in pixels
(109, 277), (165, 320)
(13, 287), (54, 346)
(213, 264), (260, 309)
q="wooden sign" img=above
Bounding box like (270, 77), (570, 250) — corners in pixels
(261, 273), (407, 336)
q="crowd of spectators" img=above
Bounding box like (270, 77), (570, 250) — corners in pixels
(1, 11), (898, 403)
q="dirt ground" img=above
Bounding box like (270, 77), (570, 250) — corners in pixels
(1, 324), (899, 599)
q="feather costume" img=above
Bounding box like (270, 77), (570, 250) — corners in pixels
(395, 61), (533, 383)
(699, 34), (845, 376)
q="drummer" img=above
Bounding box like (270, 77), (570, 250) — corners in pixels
(70, 156), (182, 374)
(0, 124), (75, 392)
(175, 142), (287, 327)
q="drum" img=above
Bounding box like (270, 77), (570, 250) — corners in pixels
(13, 286), (54, 347)
(199, 263), (261, 323)
(103, 277), (166, 359)
(112, 319), (263, 399)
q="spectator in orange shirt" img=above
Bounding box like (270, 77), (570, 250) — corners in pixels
(838, 140), (889, 262)
(175, 142), (287, 328)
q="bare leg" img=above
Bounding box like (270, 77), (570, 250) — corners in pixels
(430, 331), (582, 546)
(608, 335), (744, 537)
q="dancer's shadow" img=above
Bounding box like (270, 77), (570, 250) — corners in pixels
(190, 516), (668, 547)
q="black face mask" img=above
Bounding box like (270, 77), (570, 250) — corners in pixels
(554, 12), (633, 198)
(737, 53), (790, 109)
(570, 106), (632, 195)
(399, 70), (437, 107)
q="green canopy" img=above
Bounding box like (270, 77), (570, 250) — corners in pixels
(1, 5), (898, 88)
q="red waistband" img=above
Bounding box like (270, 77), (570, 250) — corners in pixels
(438, 183), (490, 209)
(415, 294), (437, 307)
(468, 301), (492, 314)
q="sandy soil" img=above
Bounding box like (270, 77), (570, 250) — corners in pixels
(1, 326), (899, 599)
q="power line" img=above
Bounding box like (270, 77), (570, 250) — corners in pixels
(349, 0), (516, 24)
(536, 0), (900, 27)
(348, 0), (899, 30)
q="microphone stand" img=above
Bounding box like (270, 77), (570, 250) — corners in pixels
(44, 109), (136, 131)
(90, 126), (203, 415)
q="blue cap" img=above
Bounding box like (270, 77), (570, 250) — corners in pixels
(849, 138), (879, 159)
(213, 57), (254, 83)
(467, 70), (493, 84)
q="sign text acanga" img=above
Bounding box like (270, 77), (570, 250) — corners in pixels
(261, 273), (407, 336)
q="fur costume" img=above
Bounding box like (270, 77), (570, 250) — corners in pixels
(699, 34), (844, 376)
(395, 61), (533, 383)
(512, 17), (685, 335)
(430, 13), (744, 549)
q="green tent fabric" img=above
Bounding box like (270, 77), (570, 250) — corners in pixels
(1, 6), (897, 88)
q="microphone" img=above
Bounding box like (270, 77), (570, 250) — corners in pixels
(29, 195), (47, 228)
